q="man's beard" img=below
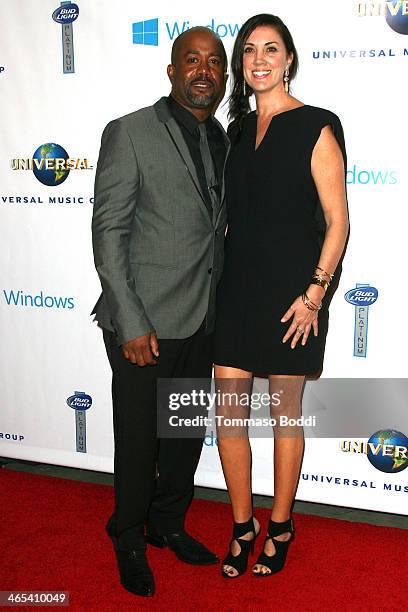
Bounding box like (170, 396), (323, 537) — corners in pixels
(186, 81), (216, 108)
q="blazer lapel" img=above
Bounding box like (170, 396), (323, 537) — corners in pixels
(154, 97), (231, 228)
(164, 120), (206, 202)
(154, 97), (210, 222)
(212, 116), (231, 227)
(213, 116), (231, 206)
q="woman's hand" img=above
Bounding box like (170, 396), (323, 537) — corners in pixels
(281, 295), (319, 349)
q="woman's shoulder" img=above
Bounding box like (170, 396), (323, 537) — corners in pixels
(302, 105), (346, 157)
(302, 105), (342, 127)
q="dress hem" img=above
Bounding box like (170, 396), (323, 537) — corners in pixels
(214, 358), (323, 377)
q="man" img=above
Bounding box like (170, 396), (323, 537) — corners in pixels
(91, 27), (229, 597)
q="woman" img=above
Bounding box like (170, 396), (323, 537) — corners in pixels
(214, 14), (349, 578)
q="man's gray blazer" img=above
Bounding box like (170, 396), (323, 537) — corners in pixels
(91, 97), (230, 345)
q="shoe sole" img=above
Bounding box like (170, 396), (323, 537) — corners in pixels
(121, 581), (155, 597)
(147, 535), (219, 565)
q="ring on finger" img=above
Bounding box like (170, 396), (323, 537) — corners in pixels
(296, 326), (305, 335)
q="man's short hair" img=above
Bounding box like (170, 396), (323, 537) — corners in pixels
(171, 26), (227, 67)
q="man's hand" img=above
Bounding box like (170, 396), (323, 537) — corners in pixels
(122, 332), (159, 366)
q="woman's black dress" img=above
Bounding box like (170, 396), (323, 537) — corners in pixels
(214, 105), (346, 375)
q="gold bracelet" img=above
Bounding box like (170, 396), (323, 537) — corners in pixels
(311, 276), (330, 291)
(302, 295), (316, 311)
(304, 291), (320, 308)
(302, 292), (322, 311)
(315, 266), (334, 280)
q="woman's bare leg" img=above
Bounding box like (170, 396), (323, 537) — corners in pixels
(215, 365), (259, 577)
(253, 375), (305, 575)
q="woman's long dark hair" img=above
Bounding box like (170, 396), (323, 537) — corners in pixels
(229, 14), (299, 127)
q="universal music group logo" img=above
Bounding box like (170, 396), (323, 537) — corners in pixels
(341, 429), (408, 474)
(11, 143), (92, 186)
(357, 1), (408, 34)
(314, 2), (408, 60)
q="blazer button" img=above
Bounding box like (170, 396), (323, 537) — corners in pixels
(208, 267), (212, 274)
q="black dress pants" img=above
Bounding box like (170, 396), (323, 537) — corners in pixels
(103, 322), (213, 545)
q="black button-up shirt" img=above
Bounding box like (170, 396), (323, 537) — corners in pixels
(166, 95), (226, 216)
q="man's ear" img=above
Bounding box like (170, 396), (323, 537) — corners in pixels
(167, 64), (174, 83)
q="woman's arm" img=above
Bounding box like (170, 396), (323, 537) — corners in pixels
(308, 124), (349, 304)
(281, 124), (349, 348)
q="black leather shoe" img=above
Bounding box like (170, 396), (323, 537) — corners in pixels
(146, 529), (219, 565)
(106, 524), (155, 597)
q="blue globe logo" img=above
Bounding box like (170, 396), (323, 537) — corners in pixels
(386, 5), (408, 34)
(32, 143), (70, 186)
(367, 429), (408, 473)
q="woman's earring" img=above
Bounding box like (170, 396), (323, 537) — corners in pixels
(284, 68), (290, 93)
(243, 79), (247, 96)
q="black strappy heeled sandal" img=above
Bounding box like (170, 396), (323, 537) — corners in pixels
(253, 517), (295, 577)
(222, 516), (259, 579)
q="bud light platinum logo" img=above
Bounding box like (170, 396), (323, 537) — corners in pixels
(52, 3), (79, 23)
(344, 286), (378, 305)
(67, 391), (92, 453)
(52, 2), (79, 73)
(67, 391), (92, 410)
(345, 283), (378, 357)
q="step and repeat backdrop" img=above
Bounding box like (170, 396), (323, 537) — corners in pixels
(1, 1), (407, 514)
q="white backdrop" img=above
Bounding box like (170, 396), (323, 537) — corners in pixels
(1, 0), (407, 514)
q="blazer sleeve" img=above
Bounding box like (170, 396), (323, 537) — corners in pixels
(92, 119), (154, 345)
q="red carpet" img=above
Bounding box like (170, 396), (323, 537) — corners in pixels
(1, 469), (406, 611)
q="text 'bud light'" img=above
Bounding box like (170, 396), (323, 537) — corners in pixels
(52, 3), (79, 24)
(344, 286), (378, 305)
(66, 391), (92, 411)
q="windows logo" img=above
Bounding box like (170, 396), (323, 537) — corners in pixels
(132, 18), (159, 46)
